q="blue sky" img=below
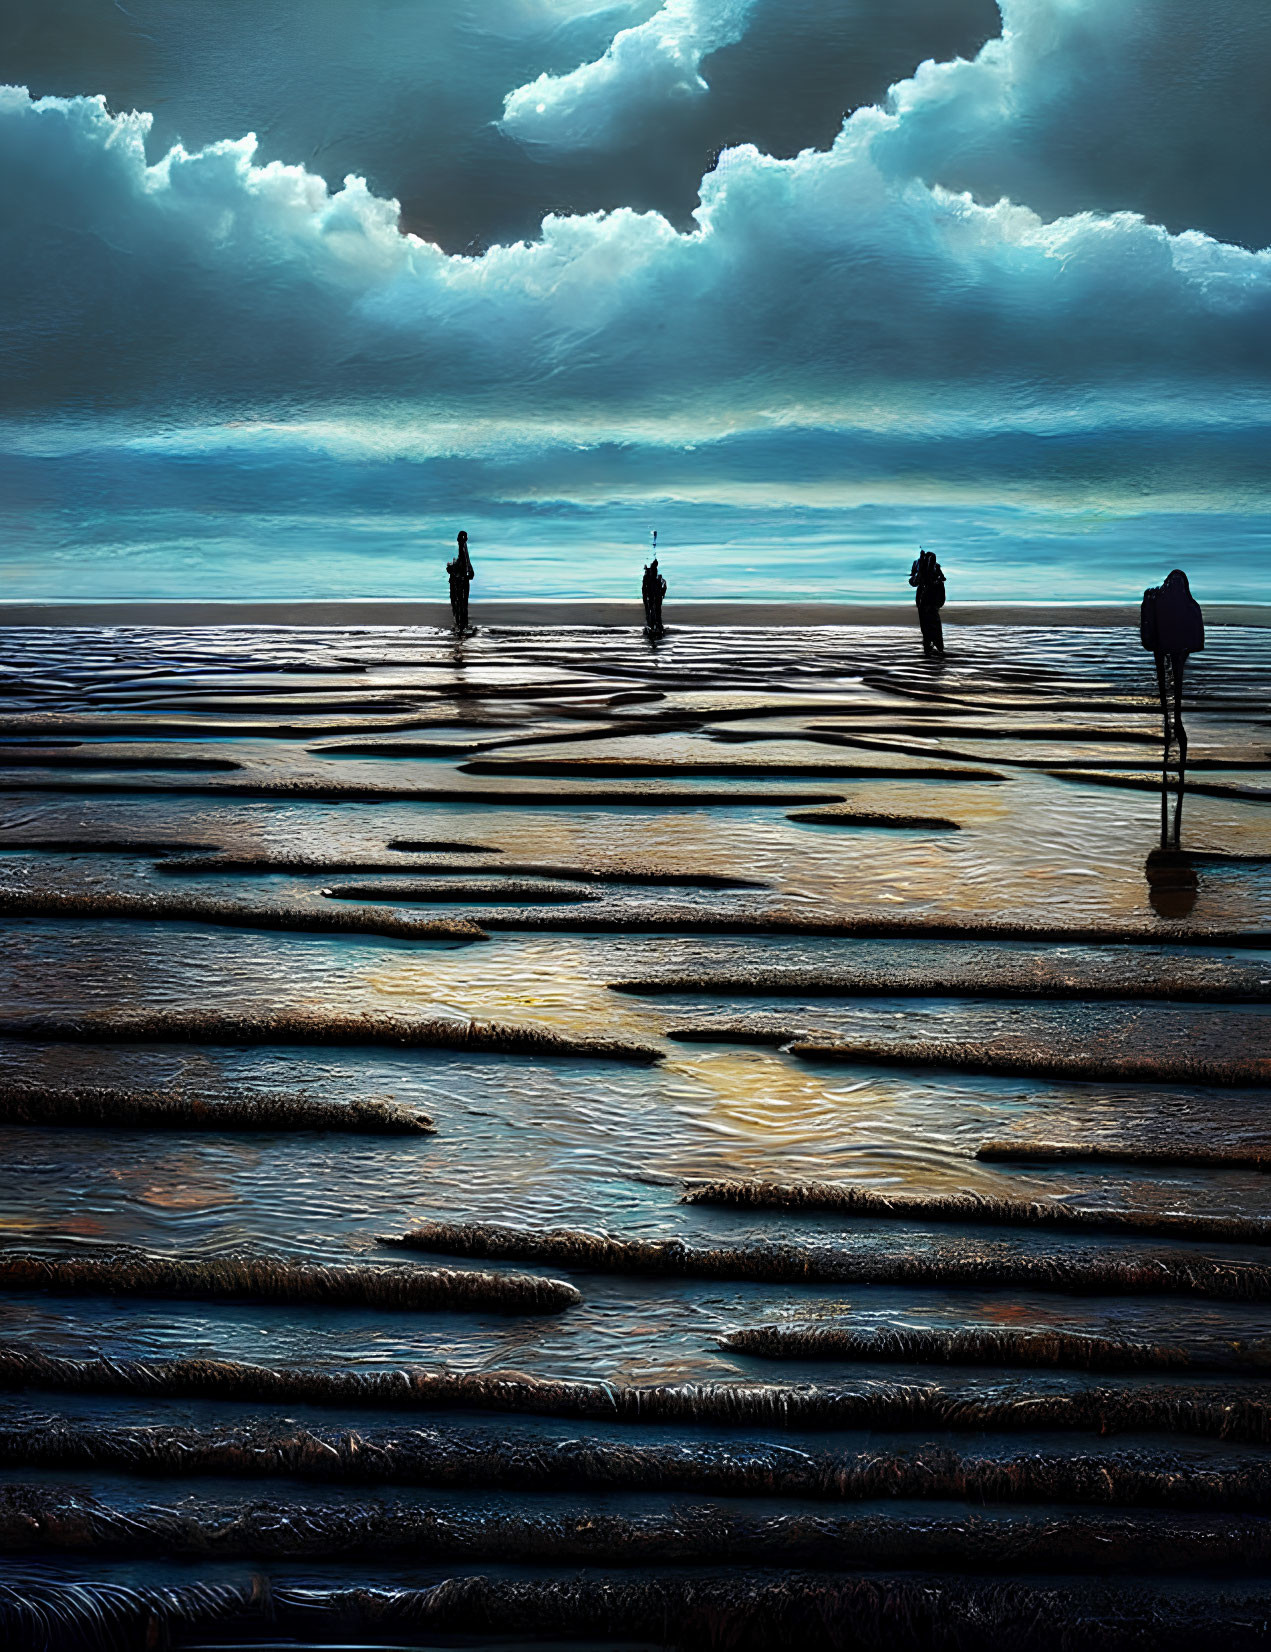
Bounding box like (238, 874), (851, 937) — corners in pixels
(2, 0), (1270, 602)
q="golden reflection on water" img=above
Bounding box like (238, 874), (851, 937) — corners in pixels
(649, 1047), (1000, 1192)
(103, 1149), (247, 1213)
(664, 1049), (878, 1140)
(364, 936), (649, 1035)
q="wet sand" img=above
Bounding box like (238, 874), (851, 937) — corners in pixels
(2, 598), (1269, 627)
(0, 616), (1269, 1646)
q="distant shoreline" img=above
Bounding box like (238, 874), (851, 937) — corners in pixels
(0, 599), (1268, 629)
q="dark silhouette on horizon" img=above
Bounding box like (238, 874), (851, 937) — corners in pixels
(642, 553), (666, 639)
(447, 529), (474, 633)
(1140, 567), (1204, 849)
(909, 548), (946, 657)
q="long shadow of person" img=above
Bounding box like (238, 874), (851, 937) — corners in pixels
(1139, 569), (1204, 849)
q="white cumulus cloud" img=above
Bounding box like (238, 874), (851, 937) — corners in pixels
(3, 77), (1271, 424)
(500, 0), (757, 150)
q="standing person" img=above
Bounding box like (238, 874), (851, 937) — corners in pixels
(642, 531), (666, 638)
(447, 530), (474, 634)
(1140, 568), (1204, 847)
(908, 548), (946, 657)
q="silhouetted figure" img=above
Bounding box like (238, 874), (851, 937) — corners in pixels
(1140, 568), (1204, 848)
(447, 530), (474, 634)
(642, 557), (666, 638)
(909, 548), (946, 657)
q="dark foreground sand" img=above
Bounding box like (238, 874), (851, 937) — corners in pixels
(2, 598), (1268, 627)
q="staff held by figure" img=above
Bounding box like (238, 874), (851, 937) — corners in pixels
(642, 529), (666, 639)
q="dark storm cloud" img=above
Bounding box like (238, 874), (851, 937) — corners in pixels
(0, 0), (1000, 250)
(502, 0), (1271, 251)
(876, 0), (1271, 251)
(495, 0), (1002, 231)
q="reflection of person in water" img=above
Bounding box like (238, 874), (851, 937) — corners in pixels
(642, 556), (666, 638)
(1144, 845), (1199, 920)
(1140, 568), (1204, 849)
(447, 530), (474, 633)
(908, 549), (946, 657)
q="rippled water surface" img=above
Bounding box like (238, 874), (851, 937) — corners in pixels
(0, 619), (1268, 1375)
(4, 618), (1271, 1642)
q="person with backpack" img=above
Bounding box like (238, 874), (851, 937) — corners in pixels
(1140, 568), (1204, 847)
(642, 532), (667, 638)
(908, 548), (946, 657)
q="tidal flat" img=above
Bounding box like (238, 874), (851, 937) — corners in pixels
(0, 617), (1268, 1649)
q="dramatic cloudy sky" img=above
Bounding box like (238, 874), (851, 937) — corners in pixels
(2, 0), (1269, 601)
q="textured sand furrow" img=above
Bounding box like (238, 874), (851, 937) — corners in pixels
(479, 908), (1271, 946)
(1, 1345), (1269, 1439)
(0, 777), (850, 805)
(614, 962), (1271, 1003)
(721, 1322), (1271, 1375)
(383, 1221), (1271, 1302)
(0, 1251), (579, 1314)
(461, 757), (1004, 782)
(682, 1179), (1271, 1243)
(787, 1034), (1271, 1089)
(157, 854), (767, 888)
(0, 886), (484, 942)
(0, 1082), (434, 1134)
(977, 1140), (1271, 1172)
(786, 809), (961, 828)
(4, 1416), (1270, 1511)
(6, 1573), (1271, 1652)
(0, 1010), (659, 1063)
(2, 1483), (1270, 1573)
